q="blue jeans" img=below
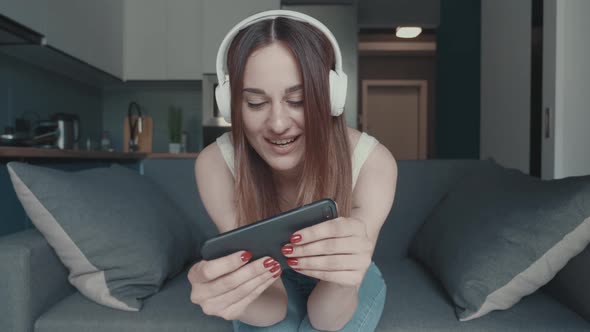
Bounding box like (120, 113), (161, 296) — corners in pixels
(233, 261), (386, 332)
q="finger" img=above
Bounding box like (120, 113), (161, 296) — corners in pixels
(202, 261), (281, 315)
(286, 254), (371, 272)
(207, 256), (278, 298)
(193, 250), (253, 283)
(293, 269), (364, 287)
(191, 256), (277, 304)
(282, 236), (370, 258)
(219, 269), (282, 320)
(290, 218), (364, 245)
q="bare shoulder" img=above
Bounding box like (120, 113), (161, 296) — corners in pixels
(194, 142), (237, 233)
(366, 141), (397, 177)
(195, 142), (231, 187)
(195, 142), (223, 173)
(353, 134), (398, 195)
(345, 127), (396, 169)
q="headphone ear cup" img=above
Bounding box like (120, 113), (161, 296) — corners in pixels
(215, 81), (232, 123)
(329, 70), (347, 117)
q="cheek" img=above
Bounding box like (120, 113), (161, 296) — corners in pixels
(295, 111), (305, 131)
(241, 106), (257, 130)
(241, 109), (265, 142)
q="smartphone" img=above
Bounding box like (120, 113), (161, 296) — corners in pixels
(200, 198), (338, 269)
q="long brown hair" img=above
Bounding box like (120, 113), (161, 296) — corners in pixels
(226, 17), (352, 226)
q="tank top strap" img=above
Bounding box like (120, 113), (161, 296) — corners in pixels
(352, 132), (379, 190)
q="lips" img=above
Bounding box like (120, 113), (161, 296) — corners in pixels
(265, 135), (301, 155)
(269, 136), (298, 145)
(267, 135), (300, 145)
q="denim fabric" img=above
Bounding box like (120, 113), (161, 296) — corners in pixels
(233, 261), (386, 331)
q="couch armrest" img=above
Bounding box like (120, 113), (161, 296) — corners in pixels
(0, 229), (75, 332)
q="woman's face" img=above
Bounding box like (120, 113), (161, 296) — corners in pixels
(241, 42), (305, 174)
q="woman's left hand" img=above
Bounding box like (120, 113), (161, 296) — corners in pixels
(281, 217), (374, 288)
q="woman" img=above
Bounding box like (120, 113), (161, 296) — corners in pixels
(188, 10), (397, 332)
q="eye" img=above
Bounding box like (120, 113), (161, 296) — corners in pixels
(247, 102), (267, 109)
(287, 100), (304, 108)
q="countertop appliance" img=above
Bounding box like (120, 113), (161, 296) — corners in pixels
(30, 119), (74, 149)
(1, 113), (79, 149)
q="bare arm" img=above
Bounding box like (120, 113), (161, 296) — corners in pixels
(194, 144), (288, 326)
(236, 280), (288, 326)
(306, 143), (398, 331)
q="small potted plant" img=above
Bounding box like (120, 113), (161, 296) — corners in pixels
(168, 106), (183, 153)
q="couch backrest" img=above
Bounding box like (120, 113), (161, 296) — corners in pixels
(375, 159), (590, 322)
(373, 159), (485, 259)
(544, 240), (590, 321)
(141, 158), (486, 260)
(141, 158), (590, 321)
(141, 159), (218, 260)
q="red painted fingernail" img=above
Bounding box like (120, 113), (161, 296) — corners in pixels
(290, 234), (302, 243)
(263, 258), (275, 268)
(287, 258), (298, 266)
(241, 251), (252, 262)
(294, 268), (301, 271)
(273, 270), (282, 278)
(270, 265), (281, 273)
(281, 245), (293, 255)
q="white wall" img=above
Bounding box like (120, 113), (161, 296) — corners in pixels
(548, 0), (590, 178)
(480, 0), (532, 174)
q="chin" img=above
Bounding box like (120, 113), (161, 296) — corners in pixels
(264, 155), (303, 173)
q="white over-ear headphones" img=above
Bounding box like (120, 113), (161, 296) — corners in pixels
(215, 9), (348, 124)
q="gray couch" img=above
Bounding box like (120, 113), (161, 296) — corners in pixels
(1, 159), (589, 331)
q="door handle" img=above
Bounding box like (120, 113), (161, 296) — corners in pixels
(544, 107), (551, 139)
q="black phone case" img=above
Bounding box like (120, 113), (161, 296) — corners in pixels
(200, 198), (338, 269)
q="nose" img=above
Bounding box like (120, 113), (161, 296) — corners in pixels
(267, 100), (291, 135)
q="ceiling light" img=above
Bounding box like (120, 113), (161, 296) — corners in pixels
(395, 27), (422, 39)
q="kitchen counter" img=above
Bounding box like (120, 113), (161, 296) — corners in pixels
(145, 153), (199, 159)
(0, 147), (146, 159)
(0, 147), (198, 160)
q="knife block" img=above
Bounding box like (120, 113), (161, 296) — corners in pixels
(123, 115), (153, 153)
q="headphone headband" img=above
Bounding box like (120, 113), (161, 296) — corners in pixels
(215, 9), (344, 86)
(215, 9), (348, 123)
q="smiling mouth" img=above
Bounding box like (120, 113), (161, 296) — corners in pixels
(268, 135), (300, 146)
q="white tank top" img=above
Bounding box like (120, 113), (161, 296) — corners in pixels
(216, 131), (379, 190)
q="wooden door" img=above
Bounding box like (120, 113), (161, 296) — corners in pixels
(361, 80), (428, 160)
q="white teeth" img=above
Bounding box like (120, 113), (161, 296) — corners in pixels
(270, 137), (296, 145)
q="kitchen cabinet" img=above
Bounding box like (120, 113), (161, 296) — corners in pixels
(2, 0), (281, 80)
(201, 0), (281, 74)
(167, 0), (202, 79)
(124, 0), (167, 80)
(124, 0), (202, 80)
(125, 0), (279, 80)
(84, 1), (124, 78)
(0, 0), (47, 35)
(45, 0), (123, 78)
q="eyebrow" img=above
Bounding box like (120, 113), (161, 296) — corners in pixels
(243, 84), (303, 95)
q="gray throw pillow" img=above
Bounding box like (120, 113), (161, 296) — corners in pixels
(6, 162), (197, 311)
(410, 160), (590, 321)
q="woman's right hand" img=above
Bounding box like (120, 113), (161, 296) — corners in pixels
(187, 251), (282, 320)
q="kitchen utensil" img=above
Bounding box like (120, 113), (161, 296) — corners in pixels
(123, 115), (152, 153)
